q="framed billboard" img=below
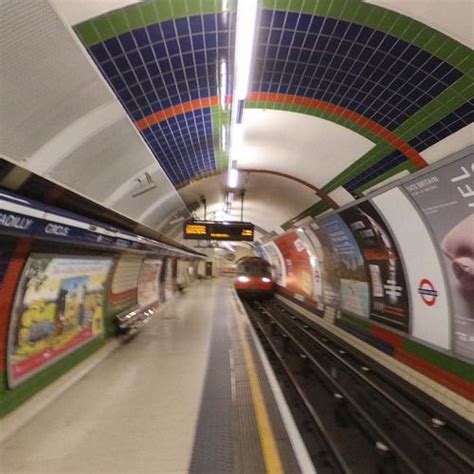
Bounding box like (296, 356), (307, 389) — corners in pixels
(403, 153), (474, 359)
(340, 202), (409, 331)
(7, 255), (113, 387)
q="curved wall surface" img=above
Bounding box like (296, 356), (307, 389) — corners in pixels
(263, 147), (474, 417)
(0, 190), (198, 417)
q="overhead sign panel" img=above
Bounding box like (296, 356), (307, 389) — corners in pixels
(183, 220), (254, 241)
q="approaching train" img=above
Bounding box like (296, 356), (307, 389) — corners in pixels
(234, 256), (274, 297)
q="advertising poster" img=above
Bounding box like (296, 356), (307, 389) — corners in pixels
(137, 259), (162, 307)
(403, 154), (474, 359)
(340, 202), (410, 331)
(274, 232), (313, 298)
(164, 257), (175, 300)
(373, 189), (451, 349)
(8, 255), (113, 387)
(300, 229), (324, 306)
(262, 241), (286, 287)
(312, 215), (370, 318)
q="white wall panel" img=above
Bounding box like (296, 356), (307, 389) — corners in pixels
(372, 188), (451, 349)
(367, 0), (473, 48)
(111, 254), (144, 295)
(0, 0), (188, 232)
(420, 124), (474, 165)
(0, 0), (111, 161)
(238, 110), (375, 188)
(262, 241), (286, 287)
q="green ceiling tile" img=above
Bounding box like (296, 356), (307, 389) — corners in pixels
(401, 20), (423, 43)
(170, 0), (188, 18)
(262, 0), (471, 73)
(156, 0), (173, 20)
(405, 162), (419, 173)
(93, 17), (115, 40)
(201, 0), (220, 13)
(107, 11), (128, 35)
(395, 76), (472, 140)
(376, 9), (401, 33)
(75, 22), (99, 45)
(139, 2), (159, 25)
(415, 27), (438, 49)
(263, 0), (288, 10)
(320, 0), (350, 18)
(356, 161), (409, 194)
(125, 5), (145, 29)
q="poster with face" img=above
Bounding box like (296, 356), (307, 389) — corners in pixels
(7, 255), (113, 387)
(312, 215), (370, 318)
(403, 154), (474, 359)
(340, 202), (410, 331)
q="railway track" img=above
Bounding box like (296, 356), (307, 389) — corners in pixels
(242, 297), (474, 474)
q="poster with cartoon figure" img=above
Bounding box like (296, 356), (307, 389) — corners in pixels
(403, 153), (474, 359)
(7, 255), (113, 387)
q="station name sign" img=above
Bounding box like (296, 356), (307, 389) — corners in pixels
(183, 220), (254, 241)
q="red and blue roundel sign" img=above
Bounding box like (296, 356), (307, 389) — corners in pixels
(418, 279), (438, 306)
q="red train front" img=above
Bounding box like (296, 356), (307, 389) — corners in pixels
(234, 257), (274, 297)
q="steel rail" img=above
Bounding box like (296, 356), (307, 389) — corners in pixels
(246, 303), (352, 474)
(253, 301), (425, 474)
(269, 300), (474, 471)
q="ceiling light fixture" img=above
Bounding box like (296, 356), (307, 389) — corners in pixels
(221, 125), (227, 151)
(226, 0), (258, 189)
(219, 60), (227, 110)
(227, 167), (239, 189)
(233, 0), (258, 104)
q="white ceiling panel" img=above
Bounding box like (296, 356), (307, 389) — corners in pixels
(50, 0), (143, 25)
(420, 123), (474, 165)
(49, 117), (154, 201)
(179, 171), (320, 234)
(0, 0), (189, 231)
(237, 109), (375, 188)
(0, 0), (112, 161)
(366, 0), (474, 48)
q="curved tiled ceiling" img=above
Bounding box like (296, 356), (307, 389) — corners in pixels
(57, 0), (474, 234)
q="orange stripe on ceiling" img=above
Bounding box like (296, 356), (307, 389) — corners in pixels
(135, 96), (220, 130)
(247, 92), (428, 169)
(135, 92), (427, 170)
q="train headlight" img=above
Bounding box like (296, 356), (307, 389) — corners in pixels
(237, 275), (250, 283)
(261, 277), (271, 283)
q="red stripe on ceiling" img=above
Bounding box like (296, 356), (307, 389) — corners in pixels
(136, 96), (219, 130)
(248, 92), (427, 169)
(240, 168), (339, 209)
(135, 93), (427, 170)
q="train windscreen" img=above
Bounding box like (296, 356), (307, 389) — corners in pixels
(236, 259), (271, 277)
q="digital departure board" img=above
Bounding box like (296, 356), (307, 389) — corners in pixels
(183, 220), (254, 241)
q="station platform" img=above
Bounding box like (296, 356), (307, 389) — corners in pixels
(0, 278), (313, 474)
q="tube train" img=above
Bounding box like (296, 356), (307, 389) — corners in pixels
(234, 256), (275, 297)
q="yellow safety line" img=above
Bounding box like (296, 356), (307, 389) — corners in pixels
(234, 306), (284, 474)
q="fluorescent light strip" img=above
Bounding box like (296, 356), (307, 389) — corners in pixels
(220, 60), (227, 110)
(227, 0), (258, 188)
(234, 0), (258, 101)
(227, 168), (239, 188)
